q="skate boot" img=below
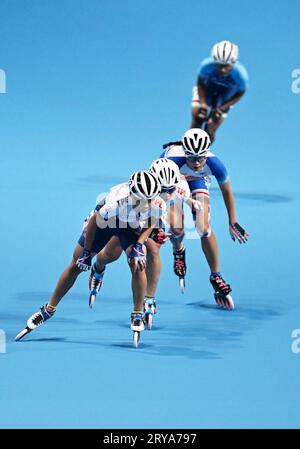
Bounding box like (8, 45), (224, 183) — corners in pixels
(131, 312), (145, 348)
(15, 304), (56, 341)
(89, 263), (105, 308)
(144, 297), (157, 330)
(210, 273), (234, 310)
(173, 246), (186, 293)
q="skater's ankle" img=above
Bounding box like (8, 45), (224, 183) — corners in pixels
(94, 262), (105, 274)
(46, 304), (56, 314)
(174, 244), (185, 254)
(210, 271), (221, 278)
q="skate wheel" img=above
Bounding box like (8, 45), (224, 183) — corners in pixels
(15, 327), (31, 342)
(89, 292), (96, 308)
(214, 292), (223, 307)
(145, 313), (153, 330)
(133, 331), (140, 348)
(214, 292), (235, 310)
(224, 294), (235, 310)
(179, 277), (185, 294)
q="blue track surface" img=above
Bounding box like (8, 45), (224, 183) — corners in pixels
(1, 0), (300, 429)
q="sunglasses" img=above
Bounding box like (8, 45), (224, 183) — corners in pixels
(217, 62), (234, 68)
(161, 186), (176, 194)
(186, 156), (207, 162)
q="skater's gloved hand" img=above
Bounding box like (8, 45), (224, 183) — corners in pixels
(150, 228), (171, 245)
(211, 108), (224, 124)
(76, 249), (92, 271)
(198, 103), (208, 121)
(229, 222), (249, 244)
(128, 243), (146, 271)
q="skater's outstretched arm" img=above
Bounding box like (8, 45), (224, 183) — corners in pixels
(127, 225), (156, 273)
(219, 181), (237, 224)
(219, 181), (248, 244)
(84, 213), (97, 251)
(76, 213), (98, 271)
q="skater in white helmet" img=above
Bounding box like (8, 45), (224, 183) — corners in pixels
(83, 170), (167, 345)
(15, 171), (165, 346)
(161, 128), (249, 309)
(191, 40), (249, 142)
(141, 158), (201, 327)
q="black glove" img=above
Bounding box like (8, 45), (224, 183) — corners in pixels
(162, 141), (182, 150)
(211, 108), (224, 124)
(229, 222), (249, 244)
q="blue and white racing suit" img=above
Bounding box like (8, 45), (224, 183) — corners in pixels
(161, 144), (229, 195)
(192, 57), (249, 112)
(161, 144), (229, 237)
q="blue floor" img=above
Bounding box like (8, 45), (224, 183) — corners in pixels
(1, 0), (300, 429)
(1, 176), (300, 429)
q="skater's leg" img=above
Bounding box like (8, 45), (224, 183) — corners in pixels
(169, 202), (185, 252)
(126, 243), (148, 313)
(205, 118), (222, 142)
(169, 202), (186, 279)
(145, 238), (161, 298)
(204, 96), (228, 142)
(94, 236), (122, 272)
(88, 236), (123, 307)
(131, 268), (147, 312)
(48, 244), (83, 309)
(193, 191), (233, 309)
(201, 232), (219, 273)
(192, 193), (219, 272)
(15, 244), (84, 341)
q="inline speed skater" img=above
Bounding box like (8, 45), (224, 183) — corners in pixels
(86, 170), (166, 346)
(140, 157), (203, 332)
(142, 158), (200, 327)
(191, 40), (249, 142)
(15, 171), (163, 346)
(162, 128), (249, 309)
(149, 158), (202, 295)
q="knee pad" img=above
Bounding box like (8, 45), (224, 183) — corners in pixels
(169, 229), (185, 240)
(196, 225), (211, 239)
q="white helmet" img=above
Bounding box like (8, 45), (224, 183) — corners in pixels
(149, 158), (180, 190)
(128, 171), (161, 200)
(181, 128), (211, 157)
(212, 40), (239, 65)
